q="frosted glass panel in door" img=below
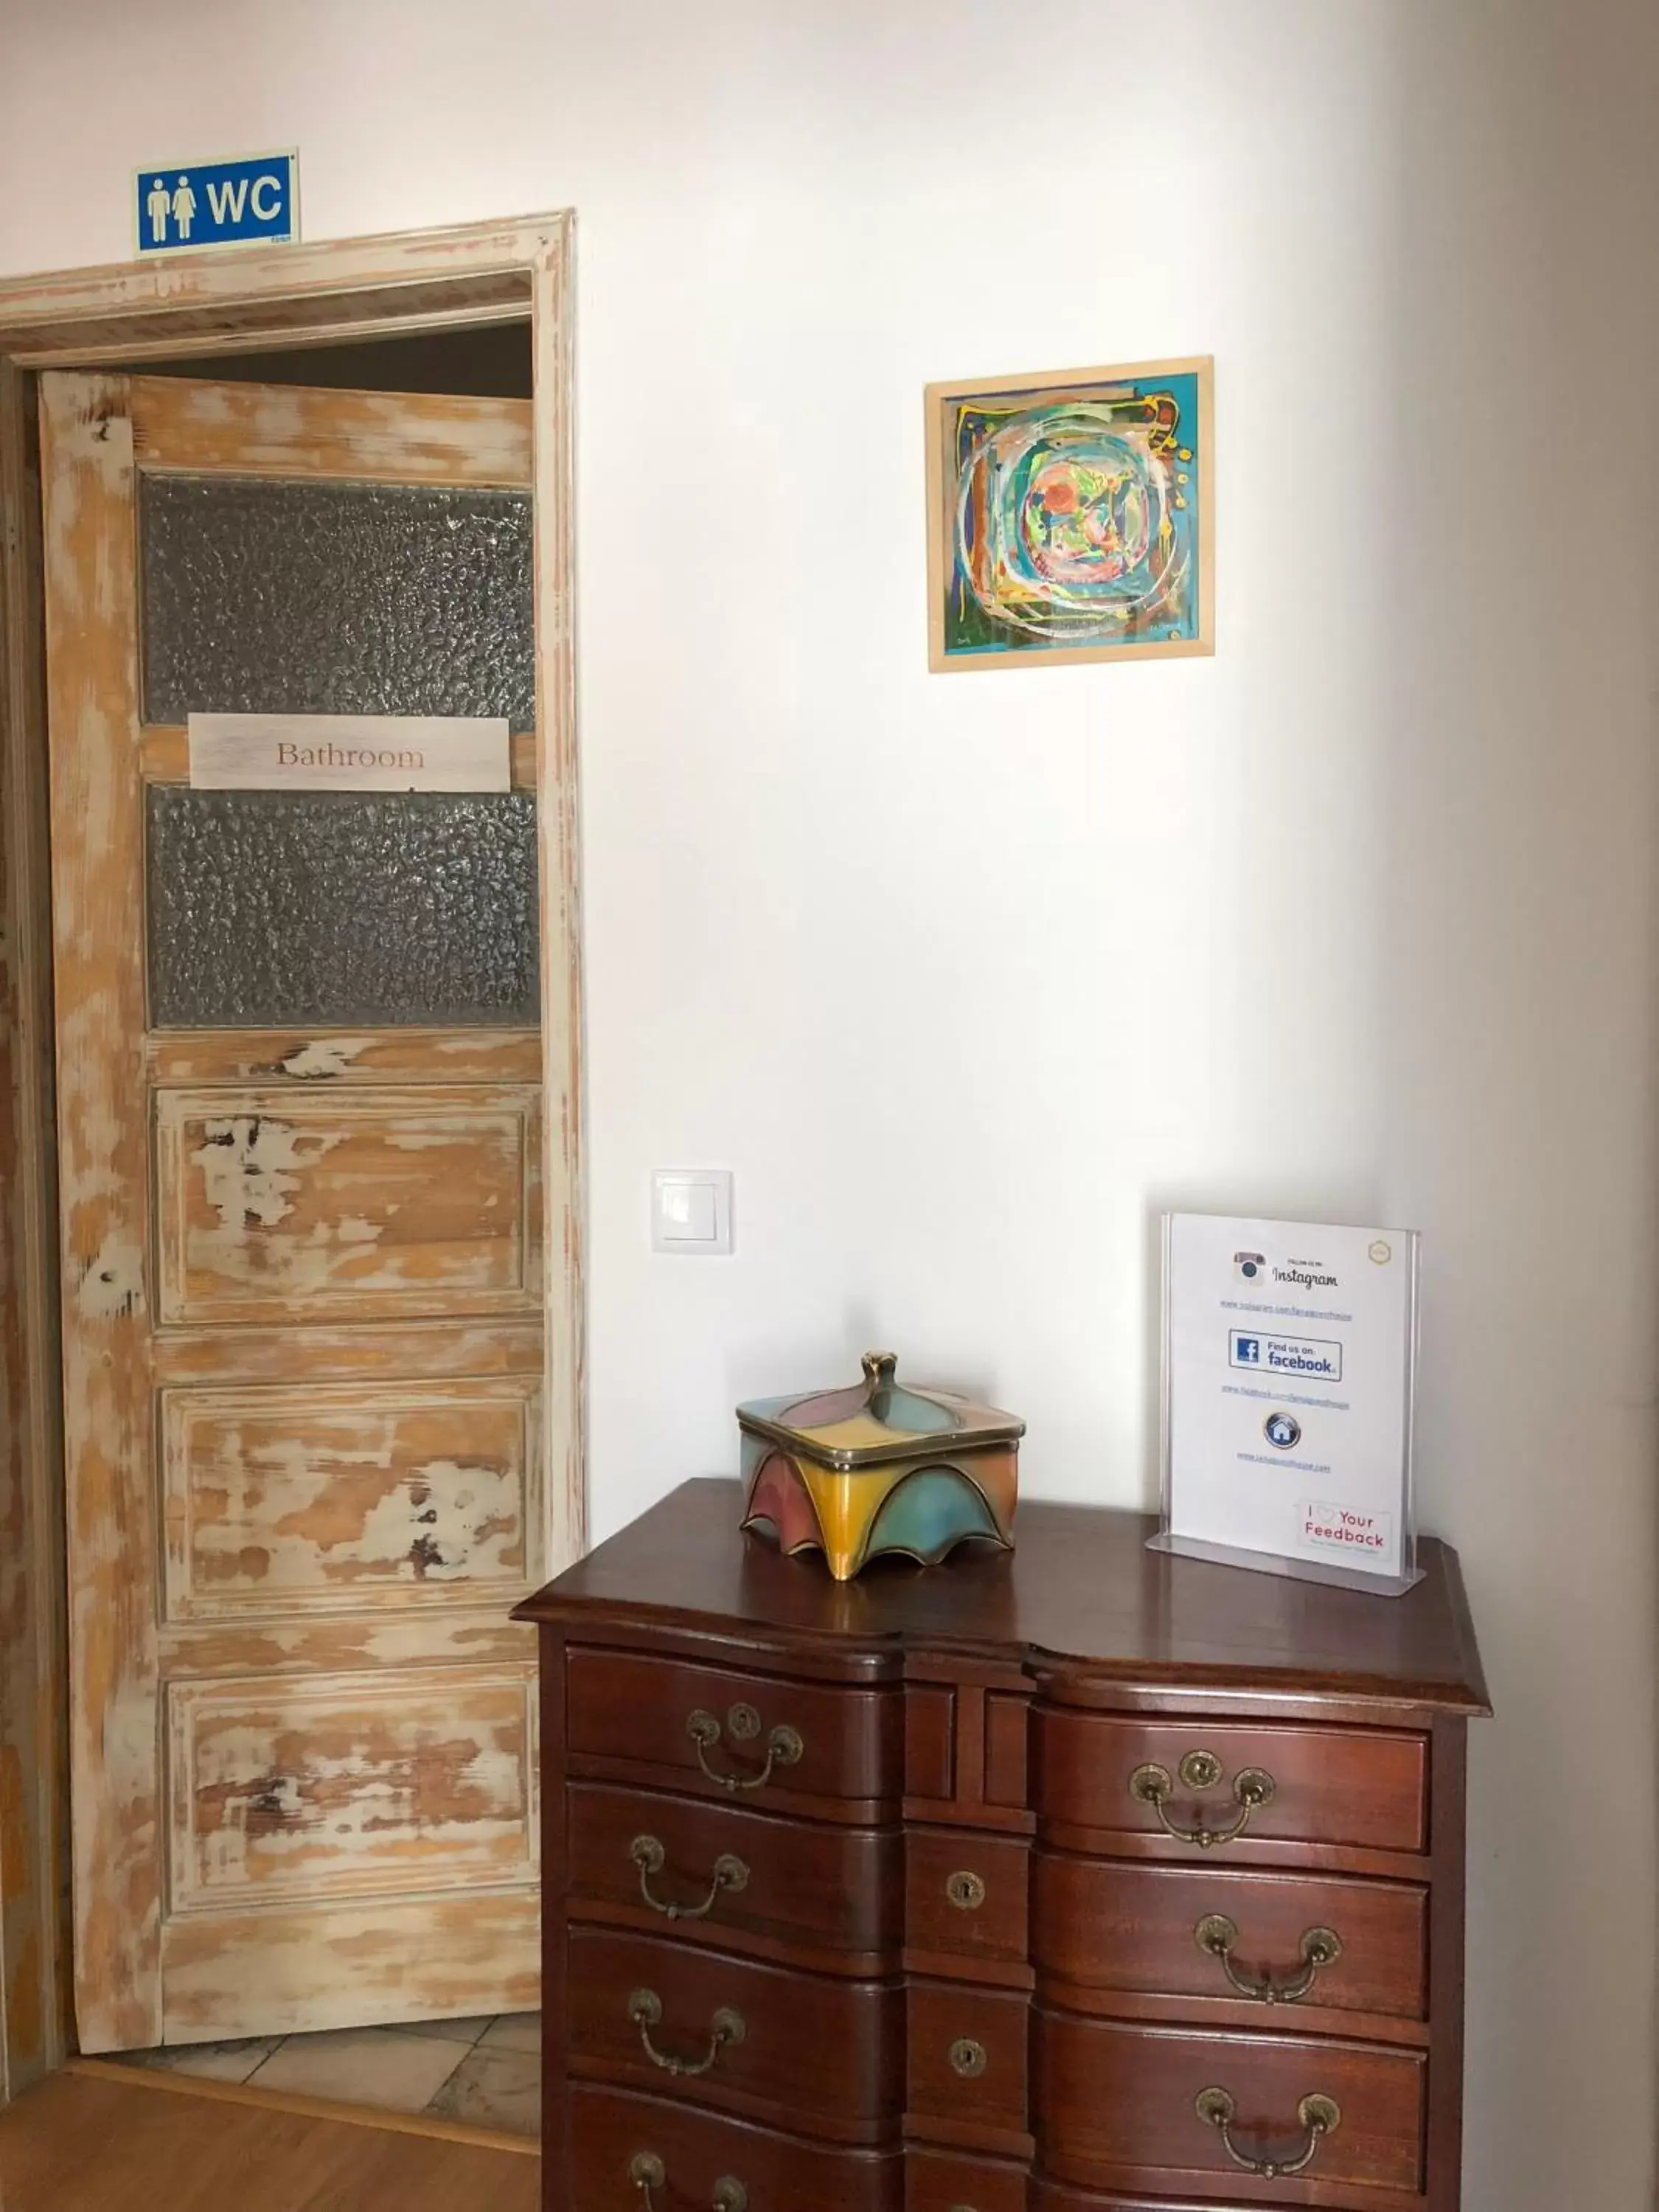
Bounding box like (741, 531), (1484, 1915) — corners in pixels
(139, 474), (535, 728)
(145, 788), (540, 1028)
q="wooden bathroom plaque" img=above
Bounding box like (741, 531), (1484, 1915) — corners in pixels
(188, 713), (511, 793)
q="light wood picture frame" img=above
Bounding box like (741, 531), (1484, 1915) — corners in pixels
(925, 355), (1214, 672)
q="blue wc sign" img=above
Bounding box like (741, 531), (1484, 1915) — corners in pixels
(134, 152), (298, 255)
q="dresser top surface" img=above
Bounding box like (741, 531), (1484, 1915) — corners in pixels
(520, 1480), (1488, 1713)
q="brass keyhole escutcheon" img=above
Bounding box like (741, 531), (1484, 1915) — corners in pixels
(1179, 1748), (1223, 1790)
(948, 2036), (987, 2079)
(726, 1702), (762, 1741)
(946, 1869), (987, 1912)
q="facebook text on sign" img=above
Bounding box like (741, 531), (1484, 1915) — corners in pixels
(134, 153), (297, 255)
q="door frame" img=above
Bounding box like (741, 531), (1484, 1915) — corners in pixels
(0, 212), (582, 2100)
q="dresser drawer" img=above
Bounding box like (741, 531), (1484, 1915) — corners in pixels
(569, 2081), (904, 2211)
(568, 1647), (902, 1808)
(1036, 1714), (1427, 1856)
(1034, 2012), (1425, 2197)
(568, 1781), (902, 1961)
(906, 1829), (1029, 1968)
(568, 1925), (903, 2129)
(1033, 1853), (1427, 2023)
(908, 1980), (1029, 2141)
(908, 2147), (1028, 2212)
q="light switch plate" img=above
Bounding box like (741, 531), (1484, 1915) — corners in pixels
(651, 1169), (734, 1255)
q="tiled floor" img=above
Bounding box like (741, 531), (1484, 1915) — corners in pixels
(113, 2011), (541, 2138)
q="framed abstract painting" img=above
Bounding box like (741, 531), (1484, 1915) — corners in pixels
(926, 356), (1214, 671)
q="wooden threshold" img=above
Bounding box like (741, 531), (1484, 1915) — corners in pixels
(64, 2056), (539, 2157)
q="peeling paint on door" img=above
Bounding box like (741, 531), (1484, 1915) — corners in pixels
(275, 1039), (369, 1081)
(192, 1116), (313, 1228)
(76, 1235), (146, 1321)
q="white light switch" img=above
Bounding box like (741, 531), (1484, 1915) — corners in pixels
(651, 1169), (734, 1255)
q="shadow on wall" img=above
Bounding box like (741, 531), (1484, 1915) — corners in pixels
(1383, 3), (1659, 2208)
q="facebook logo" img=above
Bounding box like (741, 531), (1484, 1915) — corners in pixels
(1229, 1328), (1343, 1381)
(136, 153), (297, 255)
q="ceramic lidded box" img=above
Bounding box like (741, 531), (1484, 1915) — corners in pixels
(739, 1351), (1023, 1580)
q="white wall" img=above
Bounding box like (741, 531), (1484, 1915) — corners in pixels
(1, 2), (1654, 2203)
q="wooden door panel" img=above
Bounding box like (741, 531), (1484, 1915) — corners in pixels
(161, 1371), (542, 1619)
(159, 1610), (536, 1680)
(160, 1890), (540, 2042)
(167, 1666), (538, 1910)
(131, 373), (535, 484)
(160, 1377), (542, 1618)
(155, 1085), (540, 1324)
(153, 1313), (544, 1386)
(45, 376), (160, 2050)
(42, 369), (549, 2050)
(144, 1023), (540, 1087)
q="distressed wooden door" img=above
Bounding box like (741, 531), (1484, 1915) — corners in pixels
(41, 372), (548, 2051)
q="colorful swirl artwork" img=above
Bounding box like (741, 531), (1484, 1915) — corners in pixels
(932, 361), (1211, 667)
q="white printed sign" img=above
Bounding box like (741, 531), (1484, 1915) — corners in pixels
(189, 714), (510, 793)
(1158, 1212), (1419, 1590)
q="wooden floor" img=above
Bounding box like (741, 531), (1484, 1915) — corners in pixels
(0, 2063), (541, 2211)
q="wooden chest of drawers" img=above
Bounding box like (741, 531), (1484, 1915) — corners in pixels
(518, 1480), (1487, 2211)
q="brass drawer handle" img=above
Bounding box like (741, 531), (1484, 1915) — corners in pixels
(687, 1704), (804, 1792)
(627, 1986), (745, 2077)
(1195, 2087), (1340, 2178)
(630, 1834), (750, 1921)
(1129, 1752), (1276, 1847)
(946, 1869), (987, 1911)
(947, 2036), (987, 2079)
(630, 2154), (748, 2211)
(1195, 1913), (1342, 2003)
